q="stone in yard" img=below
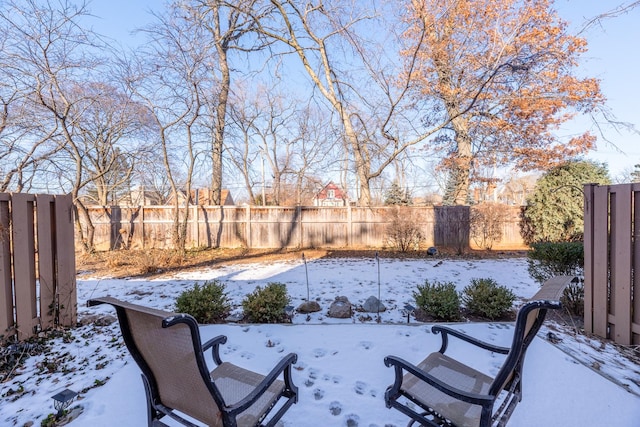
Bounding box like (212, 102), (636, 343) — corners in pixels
(363, 296), (386, 313)
(327, 296), (352, 318)
(297, 300), (322, 313)
(225, 312), (244, 323)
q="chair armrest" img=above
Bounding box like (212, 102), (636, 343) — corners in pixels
(384, 355), (493, 406)
(226, 352), (298, 415)
(202, 335), (227, 366)
(432, 325), (510, 354)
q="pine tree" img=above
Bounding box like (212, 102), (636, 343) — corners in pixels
(384, 182), (412, 206)
(522, 161), (610, 243)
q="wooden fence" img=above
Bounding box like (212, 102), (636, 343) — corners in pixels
(80, 204), (527, 251)
(0, 193), (77, 342)
(584, 183), (640, 346)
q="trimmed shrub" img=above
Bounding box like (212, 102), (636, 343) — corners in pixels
(242, 282), (291, 323)
(175, 280), (231, 324)
(561, 280), (584, 317)
(462, 278), (515, 320)
(527, 241), (584, 284)
(383, 206), (425, 252)
(413, 280), (461, 321)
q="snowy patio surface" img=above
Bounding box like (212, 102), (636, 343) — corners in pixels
(2, 256), (639, 426)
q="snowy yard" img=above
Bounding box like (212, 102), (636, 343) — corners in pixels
(1, 256), (639, 426)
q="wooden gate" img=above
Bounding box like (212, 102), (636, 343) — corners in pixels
(0, 193), (76, 342)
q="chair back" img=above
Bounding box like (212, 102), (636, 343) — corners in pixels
(91, 297), (224, 426)
(489, 300), (561, 396)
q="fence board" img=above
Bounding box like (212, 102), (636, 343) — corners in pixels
(634, 186), (640, 344)
(55, 194), (77, 327)
(591, 186), (610, 338)
(583, 184), (595, 335)
(12, 193), (38, 340)
(610, 185), (633, 344)
(36, 194), (56, 331)
(0, 194), (12, 338)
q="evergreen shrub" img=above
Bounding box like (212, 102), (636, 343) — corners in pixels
(462, 278), (515, 319)
(527, 241), (584, 284)
(175, 280), (231, 324)
(413, 280), (461, 321)
(242, 282), (291, 323)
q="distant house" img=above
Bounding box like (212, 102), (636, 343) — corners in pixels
(128, 187), (163, 206)
(312, 182), (348, 207)
(167, 188), (235, 206)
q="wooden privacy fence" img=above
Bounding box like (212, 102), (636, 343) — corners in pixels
(584, 183), (640, 346)
(0, 193), (76, 342)
(80, 204), (527, 251)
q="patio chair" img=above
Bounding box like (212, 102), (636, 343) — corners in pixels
(384, 299), (561, 427)
(88, 296), (298, 427)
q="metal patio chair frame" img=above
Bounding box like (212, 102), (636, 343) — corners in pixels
(384, 300), (562, 427)
(88, 296), (298, 427)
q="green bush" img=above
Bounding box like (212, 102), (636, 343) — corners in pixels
(561, 280), (584, 317)
(527, 241), (584, 284)
(175, 280), (231, 324)
(242, 282), (291, 323)
(462, 278), (515, 320)
(520, 160), (610, 244)
(413, 280), (461, 321)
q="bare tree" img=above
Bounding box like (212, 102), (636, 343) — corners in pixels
(123, 3), (212, 252)
(0, 0), (144, 252)
(256, 0), (448, 206)
(226, 82), (337, 206)
(176, 0), (272, 205)
(0, 2), (64, 192)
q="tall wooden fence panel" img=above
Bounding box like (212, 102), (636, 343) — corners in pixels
(83, 205), (527, 251)
(584, 183), (640, 345)
(0, 193), (76, 342)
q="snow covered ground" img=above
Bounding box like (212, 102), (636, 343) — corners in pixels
(1, 256), (639, 426)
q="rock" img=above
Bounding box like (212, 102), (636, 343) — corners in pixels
(426, 246), (438, 256)
(78, 314), (117, 326)
(225, 312), (244, 323)
(327, 296), (352, 318)
(362, 296), (386, 313)
(297, 300), (322, 313)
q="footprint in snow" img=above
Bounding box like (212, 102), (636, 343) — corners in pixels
(345, 413), (360, 426)
(357, 341), (373, 350)
(313, 388), (325, 400)
(222, 345), (239, 354)
(312, 348), (327, 358)
(308, 368), (320, 380)
(329, 401), (342, 416)
(240, 351), (254, 359)
(354, 381), (367, 395)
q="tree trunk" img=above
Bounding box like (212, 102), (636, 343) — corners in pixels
(211, 49), (229, 206)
